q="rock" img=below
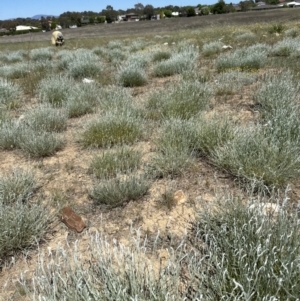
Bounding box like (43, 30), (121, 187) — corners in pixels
(163, 42), (168, 45)
(61, 207), (86, 233)
(173, 190), (187, 205)
(275, 32), (280, 37)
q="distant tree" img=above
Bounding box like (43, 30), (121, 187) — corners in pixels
(187, 6), (196, 16)
(201, 6), (210, 14)
(51, 21), (57, 30)
(240, 0), (255, 11)
(164, 9), (172, 18)
(211, 0), (227, 14)
(70, 12), (82, 26)
(134, 3), (145, 11)
(89, 16), (95, 24)
(106, 5), (113, 10)
(144, 4), (154, 19)
(97, 16), (106, 23)
(265, 0), (279, 4)
(40, 17), (50, 31)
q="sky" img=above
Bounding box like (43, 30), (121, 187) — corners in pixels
(0, 0), (218, 20)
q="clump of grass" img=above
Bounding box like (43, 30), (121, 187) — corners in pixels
(216, 43), (270, 72)
(202, 41), (224, 56)
(269, 23), (285, 34)
(81, 111), (143, 148)
(117, 62), (148, 87)
(146, 80), (211, 120)
(90, 174), (150, 208)
(152, 51), (172, 62)
(0, 78), (23, 109)
(153, 46), (198, 77)
(0, 168), (36, 205)
(128, 39), (146, 52)
(107, 48), (127, 65)
(234, 31), (257, 42)
(25, 105), (68, 132)
(30, 47), (53, 61)
(148, 119), (197, 178)
(89, 147), (142, 179)
(37, 75), (75, 106)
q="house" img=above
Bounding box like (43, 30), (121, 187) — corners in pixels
(126, 13), (139, 21)
(172, 12), (179, 16)
(69, 25), (77, 29)
(287, 1), (300, 6)
(16, 25), (38, 31)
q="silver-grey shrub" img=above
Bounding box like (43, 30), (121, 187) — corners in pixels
(284, 27), (299, 38)
(0, 78), (23, 108)
(146, 80), (211, 120)
(212, 125), (300, 189)
(1, 50), (26, 63)
(0, 168), (36, 205)
(214, 71), (258, 95)
(202, 41), (224, 56)
(153, 46), (198, 77)
(68, 49), (103, 79)
(25, 105), (68, 132)
(216, 43), (270, 72)
(0, 120), (23, 150)
(270, 37), (300, 57)
(30, 47), (53, 61)
(0, 63), (29, 79)
(148, 119), (198, 178)
(117, 62), (148, 87)
(64, 83), (100, 118)
(234, 31), (257, 42)
(19, 128), (64, 158)
(37, 75), (75, 106)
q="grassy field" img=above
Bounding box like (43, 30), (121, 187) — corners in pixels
(1, 9), (300, 300)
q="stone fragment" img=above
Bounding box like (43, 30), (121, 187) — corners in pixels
(173, 190), (187, 205)
(61, 207), (86, 233)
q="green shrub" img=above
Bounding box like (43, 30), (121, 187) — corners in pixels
(82, 111), (143, 148)
(269, 23), (284, 34)
(146, 80), (211, 120)
(90, 174), (150, 207)
(152, 51), (172, 62)
(89, 147), (142, 179)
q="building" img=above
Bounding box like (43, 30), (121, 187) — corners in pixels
(16, 25), (38, 31)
